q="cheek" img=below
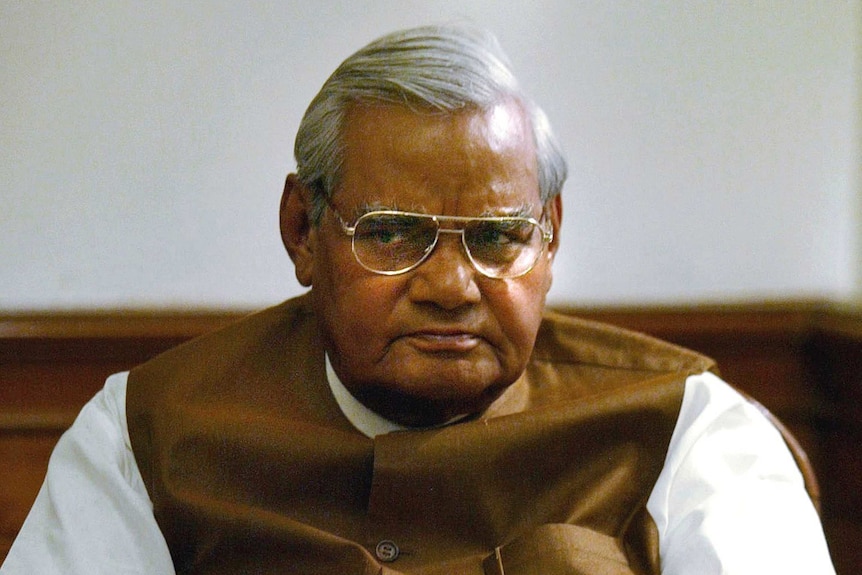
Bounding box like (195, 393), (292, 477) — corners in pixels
(485, 276), (548, 359)
(312, 235), (383, 316)
(317, 272), (404, 357)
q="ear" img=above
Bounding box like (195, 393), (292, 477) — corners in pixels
(541, 194), (563, 293)
(545, 194), (563, 262)
(280, 173), (316, 287)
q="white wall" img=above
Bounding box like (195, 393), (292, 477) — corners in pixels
(2, 1), (859, 309)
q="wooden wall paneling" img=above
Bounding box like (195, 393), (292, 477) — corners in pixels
(804, 310), (862, 574)
(0, 312), (243, 561)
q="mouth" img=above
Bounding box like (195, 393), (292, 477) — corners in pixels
(401, 330), (482, 354)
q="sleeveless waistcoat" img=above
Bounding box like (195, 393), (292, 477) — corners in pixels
(126, 294), (715, 575)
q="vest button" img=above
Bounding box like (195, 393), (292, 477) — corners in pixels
(375, 540), (400, 562)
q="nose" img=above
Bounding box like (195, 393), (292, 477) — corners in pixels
(407, 232), (481, 310)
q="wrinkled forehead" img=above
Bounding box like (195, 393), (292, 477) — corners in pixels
(336, 100), (541, 217)
(339, 98), (534, 156)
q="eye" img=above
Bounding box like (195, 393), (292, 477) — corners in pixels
(356, 215), (417, 245)
(465, 219), (536, 267)
(469, 219), (534, 247)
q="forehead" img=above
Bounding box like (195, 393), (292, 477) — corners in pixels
(336, 100), (540, 215)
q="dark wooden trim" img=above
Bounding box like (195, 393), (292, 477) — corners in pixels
(0, 309), (248, 338)
(0, 310), (248, 363)
(0, 413), (76, 433)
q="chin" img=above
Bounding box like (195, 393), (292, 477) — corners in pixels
(384, 375), (511, 426)
(341, 347), (520, 423)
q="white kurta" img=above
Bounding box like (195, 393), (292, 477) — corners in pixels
(1, 371), (836, 574)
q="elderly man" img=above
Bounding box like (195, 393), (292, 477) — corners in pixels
(2, 25), (834, 575)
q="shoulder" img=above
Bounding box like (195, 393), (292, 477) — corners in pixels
(648, 372), (834, 573)
(667, 372), (799, 475)
(125, 293), (326, 485)
(129, 294), (317, 384)
(506, 310), (716, 410)
(534, 309), (715, 374)
(2, 373), (173, 574)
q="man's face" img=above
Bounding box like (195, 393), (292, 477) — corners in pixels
(287, 99), (561, 426)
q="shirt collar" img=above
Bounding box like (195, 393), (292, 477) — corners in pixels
(325, 354), (472, 438)
(325, 354), (410, 438)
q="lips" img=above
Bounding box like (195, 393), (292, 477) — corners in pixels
(401, 330), (482, 353)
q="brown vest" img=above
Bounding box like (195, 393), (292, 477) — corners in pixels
(126, 294), (714, 575)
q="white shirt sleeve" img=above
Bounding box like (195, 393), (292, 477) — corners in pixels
(0, 372), (175, 575)
(647, 371), (835, 574)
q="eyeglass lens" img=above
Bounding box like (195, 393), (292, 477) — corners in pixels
(351, 212), (544, 278)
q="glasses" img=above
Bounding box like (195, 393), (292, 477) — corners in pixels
(326, 204), (553, 279)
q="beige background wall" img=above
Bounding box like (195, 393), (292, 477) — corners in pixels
(2, 1), (859, 309)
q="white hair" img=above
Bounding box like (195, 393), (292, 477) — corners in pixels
(294, 25), (568, 223)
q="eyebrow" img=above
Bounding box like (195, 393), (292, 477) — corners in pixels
(355, 201), (538, 219)
(485, 203), (535, 219)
